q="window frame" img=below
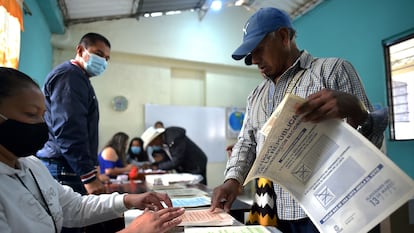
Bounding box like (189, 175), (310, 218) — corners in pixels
(383, 31), (414, 141)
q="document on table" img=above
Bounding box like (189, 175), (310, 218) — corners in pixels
(155, 186), (210, 207)
(146, 173), (204, 186)
(157, 187), (208, 197)
(178, 208), (234, 226)
(244, 94), (414, 233)
(124, 209), (144, 227)
(172, 195), (211, 208)
(184, 225), (281, 233)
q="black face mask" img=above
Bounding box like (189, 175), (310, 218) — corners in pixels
(0, 117), (49, 157)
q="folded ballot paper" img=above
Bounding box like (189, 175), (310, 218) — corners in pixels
(244, 93), (414, 233)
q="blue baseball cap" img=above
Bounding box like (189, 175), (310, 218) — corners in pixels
(232, 7), (293, 65)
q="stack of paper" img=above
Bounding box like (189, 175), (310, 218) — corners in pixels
(184, 225), (281, 233)
(155, 187), (208, 197)
(171, 196), (211, 208)
(244, 94), (414, 233)
(155, 187), (211, 208)
(124, 209), (144, 227)
(178, 208), (234, 227)
(145, 173), (204, 187)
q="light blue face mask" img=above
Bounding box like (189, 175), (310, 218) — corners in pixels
(130, 146), (141, 154)
(84, 50), (107, 77)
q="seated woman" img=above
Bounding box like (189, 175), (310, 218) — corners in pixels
(0, 67), (184, 233)
(126, 137), (150, 167)
(98, 132), (135, 178)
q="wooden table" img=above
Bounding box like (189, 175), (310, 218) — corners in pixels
(105, 180), (252, 223)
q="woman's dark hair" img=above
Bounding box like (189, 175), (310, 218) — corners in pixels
(0, 67), (39, 104)
(154, 121), (164, 128)
(127, 137), (149, 161)
(79, 32), (111, 49)
(104, 132), (129, 164)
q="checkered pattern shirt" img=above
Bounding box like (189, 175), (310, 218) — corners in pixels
(224, 51), (387, 220)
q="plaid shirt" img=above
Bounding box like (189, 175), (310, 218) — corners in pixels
(225, 51), (387, 220)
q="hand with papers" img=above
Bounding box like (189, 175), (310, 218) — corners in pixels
(244, 94), (414, 233)
(210, 179), (242, 212)
(178, 208), (234, 227)
(121, 191), (186, 233)
(295, 89), (369, 127)
(123, 192), (173, 210)
(120, 207), (185, 233)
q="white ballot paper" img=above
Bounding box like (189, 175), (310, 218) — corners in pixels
(244, 94), (414, 233)
(184, 225), (280, 233)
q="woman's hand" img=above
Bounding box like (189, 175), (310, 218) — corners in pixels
(123, 192), (173, 210)
(119, 207), (185, 233)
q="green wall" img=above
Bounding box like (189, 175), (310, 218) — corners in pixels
(293, 0), (414, 178)
(18, 0), (63, 85)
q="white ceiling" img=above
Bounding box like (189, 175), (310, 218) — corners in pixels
(57, 0), (324, 25)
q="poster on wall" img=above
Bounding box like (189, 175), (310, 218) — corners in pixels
(226, 107), (245, 139)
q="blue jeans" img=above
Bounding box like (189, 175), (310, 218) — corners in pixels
(40, 158), (86, 195)
(40, 158), (85, 233)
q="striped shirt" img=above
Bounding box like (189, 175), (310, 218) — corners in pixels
(224, 51), (387, 220)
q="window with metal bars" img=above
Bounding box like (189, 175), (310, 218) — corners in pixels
(383, 32), (414, 140)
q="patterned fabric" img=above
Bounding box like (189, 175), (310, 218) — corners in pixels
(246, 68), (305, 227)
(246, 178), (278, 226)
(225, 51), (387, 220)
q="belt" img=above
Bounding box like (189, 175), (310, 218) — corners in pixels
(38, 157), (64, 163)
(38, 157), (78, 177)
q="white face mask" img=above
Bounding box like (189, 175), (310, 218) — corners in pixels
(83, 50), (107, 77)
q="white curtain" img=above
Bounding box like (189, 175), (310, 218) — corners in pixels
(0, 0), (23, 68)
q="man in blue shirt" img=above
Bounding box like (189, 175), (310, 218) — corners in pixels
(37, 32), (110, 233)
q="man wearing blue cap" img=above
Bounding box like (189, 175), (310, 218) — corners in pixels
(211, 7), (387, 233)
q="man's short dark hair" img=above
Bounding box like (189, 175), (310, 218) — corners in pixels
(79, 32), (111, 49)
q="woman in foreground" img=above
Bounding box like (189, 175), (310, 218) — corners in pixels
(0, 67), (184, 233)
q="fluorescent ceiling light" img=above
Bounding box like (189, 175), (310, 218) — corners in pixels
(150, 12), (163, 17)
(211, 0), (222, 11)
(165, 10), (182, 15)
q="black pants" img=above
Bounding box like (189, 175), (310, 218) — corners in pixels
(277, 218), (319, 233)
(277, 218), (380, 233)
